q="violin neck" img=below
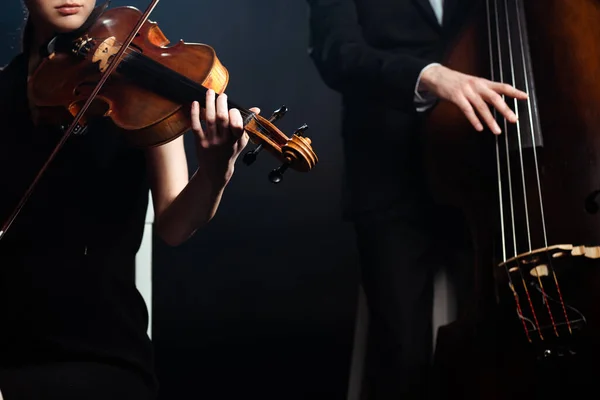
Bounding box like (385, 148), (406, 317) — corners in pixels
(117, 50), (256, 126)
(230, 102), (257, 126)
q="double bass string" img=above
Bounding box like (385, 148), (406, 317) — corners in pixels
(503, 0), (560, 337)
(504, 0), (531, 253)
(514, 0), (546, 248)
(492, 0), (516, 264)
(513, 0), (572, 335)
(492, 0), (543, 339)
(488, 0), (507, 265)
(487, 0), (537, 340)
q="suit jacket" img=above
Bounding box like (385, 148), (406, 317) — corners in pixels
(307, 0), (475, 221)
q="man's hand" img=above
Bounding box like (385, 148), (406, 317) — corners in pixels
(420, 65), (528, 134)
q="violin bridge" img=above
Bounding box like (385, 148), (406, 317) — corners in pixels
(92, 36), (121, 73)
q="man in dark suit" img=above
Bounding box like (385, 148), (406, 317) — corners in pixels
(306, 0), (527, 398)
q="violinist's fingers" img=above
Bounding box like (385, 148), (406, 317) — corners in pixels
(481, 87), (517, 124)
(216, 92), (230, 143)
(234, 131), (250, 154)
(204, 89), (217, 142)
(191, 101), (208, 146)
(466, 89), (501, 134)
(229, 108), (244, 139)
(456, 95), (484, 133)
(249, 107), (261, 115)
(239, 131), (250, 153)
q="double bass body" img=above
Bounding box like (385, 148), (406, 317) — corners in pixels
(426, 0), (600, 397)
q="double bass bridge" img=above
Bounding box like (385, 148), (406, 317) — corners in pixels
(496, 244), (600, 357)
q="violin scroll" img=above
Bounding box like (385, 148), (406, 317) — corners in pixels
(242, 110), (317, 183)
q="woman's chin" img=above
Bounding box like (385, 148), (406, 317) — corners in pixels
(52, 16), (88, 33)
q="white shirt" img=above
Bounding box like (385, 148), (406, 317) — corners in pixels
(430, 0), (444, 25)
(414, 0), (444, 111)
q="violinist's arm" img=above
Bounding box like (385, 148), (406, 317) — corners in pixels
(145, 89), (251, 247)
(307, 0), (433, 111)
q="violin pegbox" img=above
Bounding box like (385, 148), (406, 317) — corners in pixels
(242, 105), (318, 183)
(242, 105), (288, 166)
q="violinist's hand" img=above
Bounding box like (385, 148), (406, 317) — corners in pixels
(192, 89), (259, 181)
(419, 64), (528, 135)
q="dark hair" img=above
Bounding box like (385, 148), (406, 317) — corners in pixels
(22, 16), (33, 54)
(19, 0), (34, 54)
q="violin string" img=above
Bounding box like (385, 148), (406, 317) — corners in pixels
(100, 44), (267, 135)
(109, 45), (276, 141)
(514, 0), (572, 334)
(115, 46), (271, 139)
(487, 0), (531, 342)
(494, 0), (544, 339)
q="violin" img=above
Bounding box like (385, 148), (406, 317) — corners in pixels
(0, 0), (318, 240)
(423, 0), (600, 398)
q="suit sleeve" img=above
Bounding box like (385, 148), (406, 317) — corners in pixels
(307, 0), (434, 111)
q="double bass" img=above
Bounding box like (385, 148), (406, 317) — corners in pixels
(425, 0), (600, 397)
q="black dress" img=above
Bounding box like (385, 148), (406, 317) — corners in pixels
(0, 52), (157, 399)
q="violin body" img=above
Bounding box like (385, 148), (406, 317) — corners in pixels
(30, 6), (228, 147)
(426, 0), (600, 397)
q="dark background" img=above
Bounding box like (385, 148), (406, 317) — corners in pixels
(0, 1), (359, 399)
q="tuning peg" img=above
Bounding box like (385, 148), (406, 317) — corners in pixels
(294, 123), (309, 137)
(270, 105), (288, 122)
(243, 144), (263, 166)
(268, 162), (290, 184)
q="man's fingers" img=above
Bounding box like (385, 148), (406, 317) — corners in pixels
(490, 81), (528, 100)
(456, 95), (484, 132)
(466, 89), (501, 134)
(481, 87), (517, 124)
